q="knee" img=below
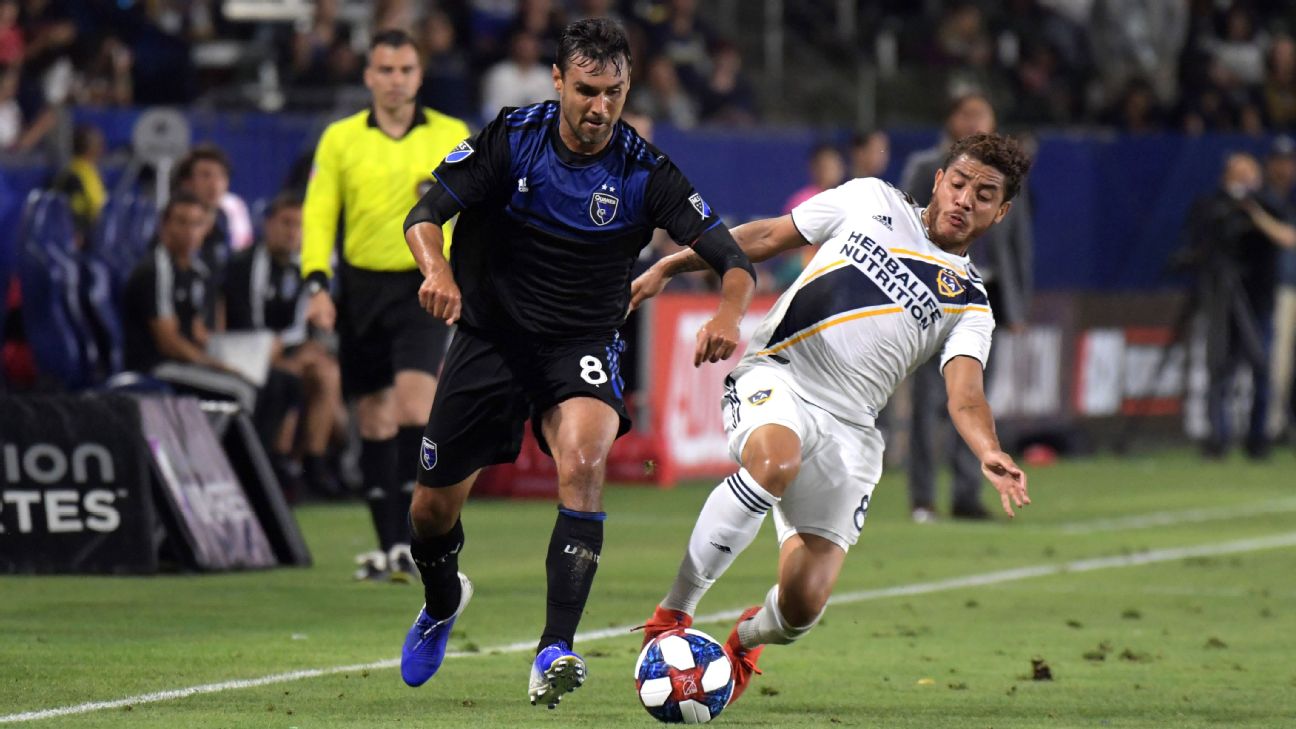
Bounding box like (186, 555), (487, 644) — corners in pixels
(409, 488), (458, 537)
(744, 451), (801, 494)
(556, 446), (607, 490)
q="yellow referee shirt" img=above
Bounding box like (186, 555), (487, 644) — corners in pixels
(302, 106), (470, 279)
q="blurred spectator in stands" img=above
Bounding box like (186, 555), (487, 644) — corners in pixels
(480, 30), (555, 119)
(374, 0), (418, 33)
(1010, 39), (1080, 126)
(467, 0), (520, 69)
(1262, 33), (1296, 130)
(1103, 77), (1167, 134)
(417, 9), (474, 119)
(509, 0), (564, 63)
(1203, 3), (1268, 90)
(699, 40), (756, 127)
(570, 0), (625, 24)
(174, 144), (254, 291)
(0, 61), (20, 148)
(1089, 0), (1188, 114)
(0, 0), (22, 66)
(784, 143), (845, 213)
(631, 55), (698, 128)
(646, 0), (714, 96)
(287, 0), (360, 89)
(1183, 152), (1281, 459)
(925, 2), (993, 70)
(51, 123), (105, 244)
(222, 193), (344, 499)
(1258, 137), (1296, 443)
(75, 34), (133, 107)
(849, 128), (890, 180)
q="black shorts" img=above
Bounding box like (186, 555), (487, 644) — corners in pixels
(417, 325), (632, 488)
(336, 267), (449, 396)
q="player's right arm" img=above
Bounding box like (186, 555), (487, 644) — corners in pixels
(629, 215), (806, 310)
(944, 354), (1030, 517)
(404, 111), (512, 325)
(301, 124), (343, 331)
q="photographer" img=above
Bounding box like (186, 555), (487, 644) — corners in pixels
(1182, 151), (1293, 458)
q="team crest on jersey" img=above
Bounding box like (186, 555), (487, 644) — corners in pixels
(420, 438), (438, 470)
(590, 191), (619, 226)
(748, 389), (773, 405)
(444, 140), (474, 164)
(937, 268), (965, 298)
(689, 192), (711, 218)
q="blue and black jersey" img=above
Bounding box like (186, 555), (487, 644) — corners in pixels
(428, 101), (724, 338)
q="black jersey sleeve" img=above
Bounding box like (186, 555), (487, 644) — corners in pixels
(644, 158), (724, 246)
(410, 109), (513, 228)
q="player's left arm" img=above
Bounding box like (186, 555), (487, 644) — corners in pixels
(944, 355), (1031, 517)
(644, 160), (756, 365)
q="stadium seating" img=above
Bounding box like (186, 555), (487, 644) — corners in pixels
(17, 191), (93, 388)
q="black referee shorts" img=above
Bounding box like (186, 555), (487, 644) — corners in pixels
(336, 267), (449, 397)
(416, 325), (632, 488)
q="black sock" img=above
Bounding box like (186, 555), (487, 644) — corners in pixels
(390, 426), (425, 545)
(538, 507), (605, 651)
(360, 437), (398, 551)
(410, 517), (464, 620)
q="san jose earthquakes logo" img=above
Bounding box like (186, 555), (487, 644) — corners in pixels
(689, 192), (711, 218)
(590, 191), (619, 226)
(444, 140), (473, 164)
(937, 268), (965, 298)
(420, 438), (438, 470)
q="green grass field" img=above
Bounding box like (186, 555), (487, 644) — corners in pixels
(2, 449), (1295, 728)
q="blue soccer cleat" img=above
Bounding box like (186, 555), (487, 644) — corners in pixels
(399, 572), (473, 687)
(528, 642), (587, 709)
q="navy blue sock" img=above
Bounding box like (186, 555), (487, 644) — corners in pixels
(538, 506), (605, 651)
(410, 517), (464, 620)
(360, 438), (398, 551)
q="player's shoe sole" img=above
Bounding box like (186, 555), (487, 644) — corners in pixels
(724, 605), (765, 706)
(399, 572), (473, 687)
(528, 643), (587, 709)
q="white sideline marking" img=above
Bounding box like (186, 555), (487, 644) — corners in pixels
(4, 532), (1295, 724)
(1054, 497), (1296, 534)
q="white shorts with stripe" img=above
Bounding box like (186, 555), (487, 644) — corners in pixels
(722, 362), (883, 551)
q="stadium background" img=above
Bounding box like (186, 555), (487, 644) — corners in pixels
(1, 1), (1294, 727)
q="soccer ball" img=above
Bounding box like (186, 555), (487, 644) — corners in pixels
(634, 628), (734, 724)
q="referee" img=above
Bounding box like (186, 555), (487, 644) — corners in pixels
(302, 29), (470, 581)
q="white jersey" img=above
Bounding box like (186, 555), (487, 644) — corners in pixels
(732, 177), (994, 427)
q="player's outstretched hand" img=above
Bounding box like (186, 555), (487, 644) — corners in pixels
(418, 271), (462, 325)
(629, 264), (669, 312)
(694, 313), (740, 366)
(981, 450), (1030, 517)
(306, 291), (336, 332)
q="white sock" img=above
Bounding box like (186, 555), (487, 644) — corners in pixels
(737, 584), (822, 648)
(661, 469), (779, 615)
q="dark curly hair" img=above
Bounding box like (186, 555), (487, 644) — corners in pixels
(557, 18), (631, 76)
(942, 133), (1033, 202)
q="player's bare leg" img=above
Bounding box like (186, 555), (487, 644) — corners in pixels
(528, 396), (619, 708)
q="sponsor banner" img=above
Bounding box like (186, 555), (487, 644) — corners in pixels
(986, 326), (1064, 419)
(138, 397), (277, 570)
(645, 294), (779, 483)
(1074, 326), (1184, 417)
(0, 394), (156, 574)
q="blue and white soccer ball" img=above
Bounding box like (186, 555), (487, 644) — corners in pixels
(634, 627), (734, 724)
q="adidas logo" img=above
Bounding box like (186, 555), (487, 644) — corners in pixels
(873, 214), (893, 230)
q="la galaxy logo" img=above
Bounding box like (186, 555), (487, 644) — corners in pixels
(444, 140), (474, 164)
(937, 268), (965, 299)
(420, 437), (438, 470)
(590, 187), (619, 226)
(689, 192), (711, 218)
(748, 389), (772, 405)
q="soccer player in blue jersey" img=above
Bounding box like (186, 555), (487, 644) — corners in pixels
(397, 18), (757, 708)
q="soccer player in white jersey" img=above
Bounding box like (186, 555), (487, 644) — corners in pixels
(630, 133), (1033, 704)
